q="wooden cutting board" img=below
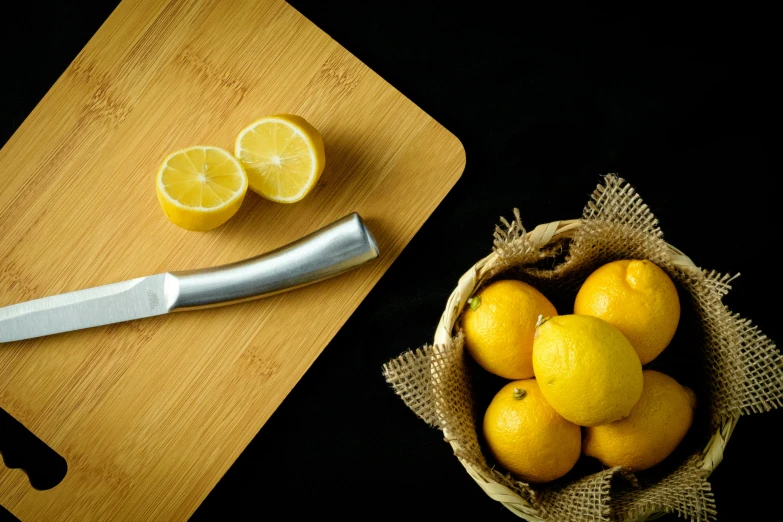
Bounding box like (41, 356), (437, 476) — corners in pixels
(0, 0), (465, 519)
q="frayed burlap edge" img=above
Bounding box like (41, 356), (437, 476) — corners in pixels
(383, 174), (783, 521)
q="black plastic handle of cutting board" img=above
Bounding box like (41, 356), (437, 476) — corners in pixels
(0, 407), (67, 490)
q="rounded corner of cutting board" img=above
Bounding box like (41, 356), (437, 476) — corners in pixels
(443, 126), (467, 176)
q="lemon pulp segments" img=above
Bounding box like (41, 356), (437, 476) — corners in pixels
(156, 146), (248, 231)
(235, 114), (325, 203)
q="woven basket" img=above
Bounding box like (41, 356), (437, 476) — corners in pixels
(431, 219), (737, 521)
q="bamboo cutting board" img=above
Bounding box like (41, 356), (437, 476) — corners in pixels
(0, 0), (465, 519)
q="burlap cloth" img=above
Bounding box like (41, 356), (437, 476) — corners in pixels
(383, 175), (783, 521)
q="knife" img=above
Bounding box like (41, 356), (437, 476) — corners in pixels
(0, 213), (379, 343)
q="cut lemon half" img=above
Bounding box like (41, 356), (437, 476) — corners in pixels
(156, 146), (248, 231)
(234, 114), (325, 203)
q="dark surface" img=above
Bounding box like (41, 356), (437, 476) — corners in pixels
(1, 1), (780, 520)
(0, 409), (67, 491)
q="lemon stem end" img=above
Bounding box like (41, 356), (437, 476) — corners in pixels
(513, 388), (527, 400)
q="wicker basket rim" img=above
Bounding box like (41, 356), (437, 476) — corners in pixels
(431, 218), (737, 522)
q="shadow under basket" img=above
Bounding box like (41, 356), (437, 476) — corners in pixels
(384, 175), (783, 522)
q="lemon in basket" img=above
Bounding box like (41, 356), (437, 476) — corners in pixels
(156, 146), (248, 231)
(483, 379), (581, 483)
(575, 259), (680, 364)
(462, 280), (557, 380)
(583, 370), (697, 471)
(235, 114), (325, 203)
(532, 314), (643, 427)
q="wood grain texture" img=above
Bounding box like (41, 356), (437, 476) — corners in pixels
(0, 0), (464, 519)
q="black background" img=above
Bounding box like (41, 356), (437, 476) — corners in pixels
(1, 2), (780, 520)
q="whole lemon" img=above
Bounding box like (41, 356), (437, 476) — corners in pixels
(574, 259), (680, 364)
(483, 379), (581, 483)
(583, 370), (697, 471)
(462, 280), (557, 379)
(532, 314), (643, 426)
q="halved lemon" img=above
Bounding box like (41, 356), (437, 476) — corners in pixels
(156, 146), (248, 231)
(234, 114), (325, 203)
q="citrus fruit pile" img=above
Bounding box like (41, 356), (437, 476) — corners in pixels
(156, 114), (325, 231)
(463, 259), (694, 483)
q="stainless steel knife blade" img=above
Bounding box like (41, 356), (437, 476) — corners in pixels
(0, 275), (172, 343)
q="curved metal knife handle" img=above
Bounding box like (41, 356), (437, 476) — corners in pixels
(167, 213), (380, 311)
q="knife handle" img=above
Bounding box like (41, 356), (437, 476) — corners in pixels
(167, 213), (379, 311)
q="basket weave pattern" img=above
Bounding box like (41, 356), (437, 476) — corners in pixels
(384, 175), (783, 522)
